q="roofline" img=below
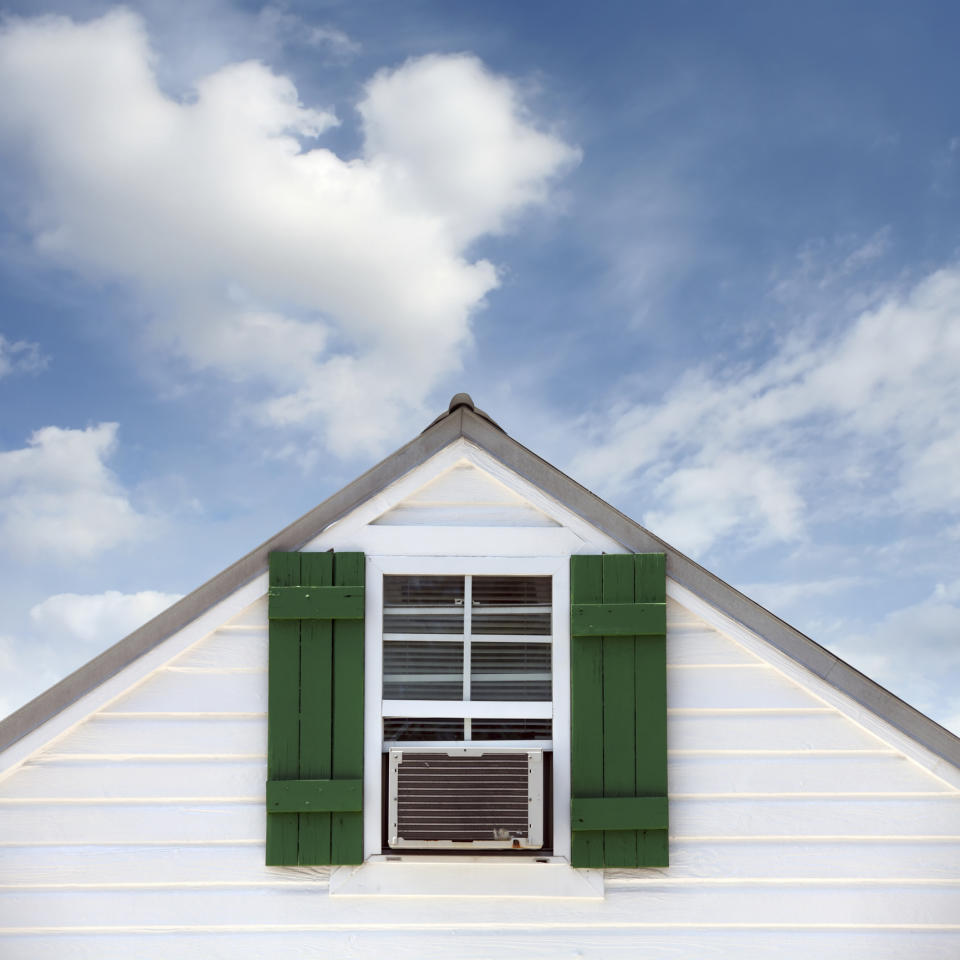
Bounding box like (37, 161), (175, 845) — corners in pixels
(3, 402), (959, 772)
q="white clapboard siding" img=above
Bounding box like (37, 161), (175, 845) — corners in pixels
(667, 711), (888, 751)
(371, 462), (560, 527)
(2, 883), (959, 929)
(168, 629), (266, 670)
(608, 838), (960, 880)
(8, 932), (960, 960)
(7, 838), (960, 887)
(0, 802), (263, 844)
(46, 716), (267, 757)
(103, 662), (828, 715)
(3, 795), (958, 846)
(0, 845), (323, 887)
(4, 752), (947, 801)
(0, 759), (266, 800)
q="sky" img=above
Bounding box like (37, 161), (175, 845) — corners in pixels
(0, 0), (958, 736)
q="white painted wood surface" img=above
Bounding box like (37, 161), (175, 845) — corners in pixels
(1, 445), (959, 958)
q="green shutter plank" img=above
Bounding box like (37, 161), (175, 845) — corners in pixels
(571, 796), (668, 832)
(570, 553), (668, 869)
(297, 552), (334, 865)
(267, 778), (362, 813)
(571, 602), (666, 637)
(268, 585), (364, 621)
(267, 550), (365, 867)
(634, 552), (669, 866)
(266, 552), (302, 866)
(601, 554), (639, 867)
(331, 552), (365, 865)
(570, 555), (605, 868)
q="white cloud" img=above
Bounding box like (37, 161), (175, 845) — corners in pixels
(0, 333), (47, 377)
(257, 6), (360, 58)
(0, 423), (147, 560)
(0, 10), (578, 456)
(571, 263), (960, 557)
(30, 589), (182, 646)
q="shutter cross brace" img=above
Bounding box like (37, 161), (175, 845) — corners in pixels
(268, 585), (365, 620)
(571, 601), (666, 637)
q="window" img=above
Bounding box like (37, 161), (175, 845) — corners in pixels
(363, 556), (571, 861)
(381, 573), (552, 852)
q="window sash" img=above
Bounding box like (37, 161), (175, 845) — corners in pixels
(383, 574), (552, 706)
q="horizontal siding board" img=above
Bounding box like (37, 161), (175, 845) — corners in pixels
(4, 753), (945, 801)
(667, 754), (953, 794)
(7, 838), (960, 887)
(665, 666), (825, 709)
(0, 844), (328, 886)
(606, 838), (960, 880)
(9, 931), (960, 960)
(0, 802), (265, 844)
(667, 713), (887, 751)
(669, 796), (960, 837)
(0, 759), (266, 800)
(2, 884), (959, 929)
(105, 671), (267, 714)
(3, 797), (956, 845)
(371, 503), (560, 526)
(666, 629), (759, 665)
(168, 631), (267, 671)
(44, 711), (881, 758)
(221, 596), (268, 629)
(44, 717), (268, 757)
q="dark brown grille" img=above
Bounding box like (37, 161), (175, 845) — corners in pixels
(393, 752), (532, 842)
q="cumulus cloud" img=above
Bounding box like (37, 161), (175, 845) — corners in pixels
(0, 423), (147, 559)
(571, 264), (960, 556)
(0, 9), (578, 456)
(0, 333), (47, 377)
(30, 589), (182, 645)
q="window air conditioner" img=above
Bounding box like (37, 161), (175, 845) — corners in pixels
(388, 748), (544, 850)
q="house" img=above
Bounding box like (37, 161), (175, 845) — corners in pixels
(1, 393), (958, 959)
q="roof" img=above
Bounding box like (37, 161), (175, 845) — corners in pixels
(2, 393), (959, 771)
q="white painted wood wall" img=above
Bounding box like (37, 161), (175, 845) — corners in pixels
(1, 446), (959, 959)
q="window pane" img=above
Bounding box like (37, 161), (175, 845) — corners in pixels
(470, 642), (551, 701)
(472, 575), (551, 635)
(384, 718), (464, 741)
(383, 641), (463, 700)
(470, 719), (552, 740)
(384, 575), (464, 635)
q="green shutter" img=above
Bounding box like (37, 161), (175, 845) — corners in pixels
(266, 551), (364, 865)
(570, 553), (667, 868)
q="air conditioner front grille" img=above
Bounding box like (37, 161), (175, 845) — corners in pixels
(389, 749), (543, 849)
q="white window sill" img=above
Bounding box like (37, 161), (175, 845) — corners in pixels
(330, 857), (603, 899)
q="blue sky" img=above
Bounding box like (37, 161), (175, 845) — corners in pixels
(0, 0), (958, 734)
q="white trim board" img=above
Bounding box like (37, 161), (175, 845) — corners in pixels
(303, 440), (625, 556)
(363, 554), (572, 870)
(668, 580), (960, 792)
(330, 860), (603, 899)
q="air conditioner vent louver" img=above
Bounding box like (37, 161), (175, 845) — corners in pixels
(389, 749), (543, 849)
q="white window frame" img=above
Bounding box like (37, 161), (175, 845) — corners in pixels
(364, 554), (571, 862)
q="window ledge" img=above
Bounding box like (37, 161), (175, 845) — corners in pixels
(329, 858), (603, 899)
